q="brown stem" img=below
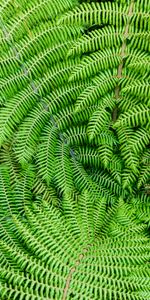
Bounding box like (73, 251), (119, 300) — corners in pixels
(113, 1), (134, 122)
(62, 248), (89, 300)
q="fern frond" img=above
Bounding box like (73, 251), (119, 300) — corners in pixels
(68, 26), (123, 56)
(108, 154), (123, 172)
(0, 23), (81, 76)
(134, 0), (150, 13)
(0, 42), (78, 100)
(87, 93), (116, 141)
(54, 142), (73, 192)
(0, 193), (149, 300)
(110, 170), (122, 186)
(63, 125), (89, 146)
(0, 1), (150, 297)
(98, 144), (114, 169)
(36, 124), (58, 185)
(0, 71), (29, 100)
(88, 108), (111, 141)
(75, 70), (117, 111)
(93, 197), (107, 237)
(94, 130), (118, 147)
(128, 58), (150, 76)
(141, 149), (150, 165)
(75, 146), (122, 189)
(128, 31), (150, 52)
(69, 47), (121, 81)
(35, 57), (80, 95)
(24, 41), (74, 79)
(13, 164), (35, 213)
(125, 48), (149, 67)
(0, 87), (38, 146)
(0, 56), (80, 105)
(62, 189), (82, 236)
(45, 80), (89, 114)
(58, 2), (127, 27)
(90, 169), (125, 198)
(3, 0), (78, 41)
(71, 158), (116, 203)
(0, 165), (14, 220)
(53, 103), (99, 131)
(137, 165), (150, 189)
(52, 104), (76, 131)
(114, 104), (150, 128)
(129, 128), (150, 155)
(32, 177), (58, 205)
(122, 168), (139, 191)
(0, 0), (23, 22)
(78, 190), (95, 239)
(130, 9), (150, 33)
(76, 145), (101, 167)
(13, 104), (50, 165)
(0, 147), (20, 187)
(131, 195), (150, 224)
(121, 83), (150, 101)
(120, 68), (149, 90)
(117, 127), (139, 172)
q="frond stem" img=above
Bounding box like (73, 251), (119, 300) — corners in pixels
(113, 0), (134, 122)
(62, 245), (91, 300)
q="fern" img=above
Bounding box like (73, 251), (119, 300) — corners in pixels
(0, 145), (21, 187)
(0, 178), (149, 299)
(0, 165), (14, 220)
(54, 141), (74, 192)
(58, 2), (128, 27)
(74, 70), (117, 111)
(36, 124), (58, 185)
(69, 47), (121, 81)
(13, 104), (50, 165)
(2, 0), (78, 41)
(0, 0), (150, 298)
(114, 104), (150, 128)
(32, 177), (59, 206)
(68, 26), (123, 56)
(0, 0), (149, 200)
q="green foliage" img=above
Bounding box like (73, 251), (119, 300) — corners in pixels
(0, 176), (149, 299)
(0, 0), (150, 298)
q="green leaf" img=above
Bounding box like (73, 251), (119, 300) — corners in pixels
(114, 104), (150, 128)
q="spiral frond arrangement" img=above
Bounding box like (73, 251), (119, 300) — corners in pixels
(0, 0), (150, 298)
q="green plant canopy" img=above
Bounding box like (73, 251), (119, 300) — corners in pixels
(0, 0), (150, 299)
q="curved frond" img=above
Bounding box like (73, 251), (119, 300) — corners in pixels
(75, 70), (117, 111)
(3, 0), (78, 41)
(114, 104), (150, 128)
(121, 83), (150, 101)
(69, 47), (121, 81)
(68, 26), (123, 56)
(137, 165), (150, 189)
(0, 165), (14, 220)
(59, 2), (127, 27)
(98, 144), (114, 169)
(14, 104), (50, 165)
(54, 141), (73, 192)
(117, 127), (139, 172)
(0, 1), (150, 298)
(71, 158), (116, 203)
(0, 88), (38, 146)
(0, 193), (149, 299)
(129, 128), (150, 155)
(36, 124), (58, 185)
(88, 108), (111, 141)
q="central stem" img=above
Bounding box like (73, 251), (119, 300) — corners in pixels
(113, 1), (134, 122)
(62, 247), (89, 300)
